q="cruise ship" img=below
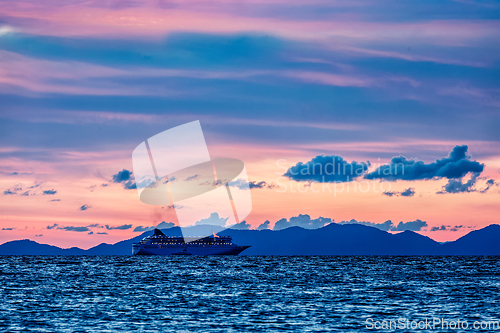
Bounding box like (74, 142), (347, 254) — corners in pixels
(132, 229), (250, 255)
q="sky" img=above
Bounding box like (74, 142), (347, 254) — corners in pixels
(0, 0), (499, 249)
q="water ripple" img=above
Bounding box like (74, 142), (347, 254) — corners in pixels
(0, 256), (498, 332)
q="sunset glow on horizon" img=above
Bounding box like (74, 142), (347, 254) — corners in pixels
(1, 0), (499, 249)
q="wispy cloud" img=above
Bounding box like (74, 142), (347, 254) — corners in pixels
(3, 182), (55, 196)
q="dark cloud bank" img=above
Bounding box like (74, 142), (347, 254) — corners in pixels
(285, 145), (483, 184)
(364, 145), (483, 181)
(284, 155), (370, 183)
(284, 145), (495, 195)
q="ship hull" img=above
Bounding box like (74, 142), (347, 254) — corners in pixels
(133, 244), (250, 256)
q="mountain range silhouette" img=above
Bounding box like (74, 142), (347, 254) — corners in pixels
(1, 224), (498, 255)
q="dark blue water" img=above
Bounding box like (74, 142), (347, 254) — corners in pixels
(0, 256), (498, 332)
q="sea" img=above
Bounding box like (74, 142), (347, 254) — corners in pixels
(0, 256), (498, 332)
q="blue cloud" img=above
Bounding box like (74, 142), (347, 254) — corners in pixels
(230, 179), (278, 190)
(284, 155), (370, 183)
(273, 214), (332, 230)
(79, 204), (91, 211)
(62, 226), (89, 232)
(480, 179), (497, 193)
(339, 219), (394, 231)
(3, 182), (54, 196)
(111, 169), (136, 190)
(195, 212), (229, 226)
(184, 174), (199, 181)
(122, 181), (136, 190)
(257, 220), (270, 230)
(400, 188), (415, 197)
(340, 219), (427, 231)
(437, 172), (482, 194)
(133, 226), (151, 232)
(105, 224), (132, 230)
(112, 169), (132, 182)
(46, 223), (91, 232)
(42, 189), (57, 195)
(10, 171), (33, 175)
(133, 221), (175, 232)
(391, 220), (428, 231)
(383, 187), (415, 197)
(430, 225), (471, 232)
(365, 145), (484, 181)
(228, 221), (251, 230)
